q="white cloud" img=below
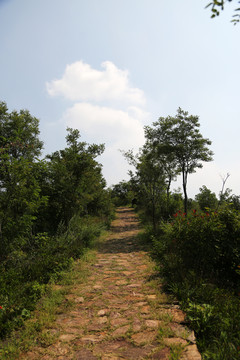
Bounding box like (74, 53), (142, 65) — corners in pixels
(46, 60), (150, 185)
(63, 102), (147, 149)
(62, 102), (150, 185)
(46, 60), (146, 106)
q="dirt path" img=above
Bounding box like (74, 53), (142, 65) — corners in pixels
(20, 208), (201, 360)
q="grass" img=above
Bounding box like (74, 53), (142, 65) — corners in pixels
(0, 248), (97, 360)
(169, 344), (185, 360)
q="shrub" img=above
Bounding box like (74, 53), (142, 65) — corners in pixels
(151, 206), (240, 359)
(153, 207), (240, 287)
(0, 214), (105, 339)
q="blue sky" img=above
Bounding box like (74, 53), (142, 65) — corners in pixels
(0, 0), (240, 198)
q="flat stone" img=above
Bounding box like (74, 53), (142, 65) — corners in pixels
(52, 342), (70, 354)
(67, 327), (84, 335)
(93, 285), (102, 290)
(58, 317), (89, 327)
(145, 320), (160, 328)
(147, 294), (157, 300)
(116, 280), (128, 285)
(132, 293), (145, 298)
(59, 333), (77, 342)
(163, 337), (188, 346)
(97, 309), (106, 317)
(80, 334), (104, 343)
(75, 348), (98, 360)
(75, 297), (84, 303)
(98, 316), (108, 324)
(88, 324), (104, 332)
(136, 301), (147, 306)
(127, 283), (142, 288)
(123, 271), (134, 276)
(152, 347), (171, 359)
(110, 318), (128, 327)
(162, 309), (186, 323)
(131, 331), (156, 345)
(112, 325), (130, 338)
(140, 305), (150, 314)
(180, 345), (202, 360)
(169, 323), (188, 337)
(132, 323), (142, 332)
(187, 331), (196, 343)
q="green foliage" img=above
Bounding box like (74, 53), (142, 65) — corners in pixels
(154, 208), (240, 285)
(123, 108), (213, 230)
(0, 215), (104, 338)
(195, 185), (218, 211)
(146, 108), (213, 213)
(206, 0), (240, 24)
(0, 101), (113, 340)
(110, 180), (134, 206)
(41, 127), (108, 232)
(0, 101), (46, 258)
(151, 206), (240, 358)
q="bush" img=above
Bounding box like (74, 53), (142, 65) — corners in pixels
(151, 206), (240, 359)
(0, 214), (105, 339)
(153, 207), (240, 287)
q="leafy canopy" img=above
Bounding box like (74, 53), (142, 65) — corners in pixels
(146, 108), (213, 213)
(206, 0), (240, 24)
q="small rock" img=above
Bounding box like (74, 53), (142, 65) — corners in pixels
(132, 323), (141, 332)
(75, 349), (98, 360)
(136, 301), (147, 306)
(140, 305), (150, 314)
(152, 348), (171, 360)
(162, 309), (186, 323)
(74, 297), (84, 303)
(145, 320), (160, 328)
(127, 283), (142, 288)
(180, 344), (202, 359)
(112, 325), (130, 338)
(97, 309), (106, 316)
(123, 271), (133, 276)
(81, 334), (104, 343)
(116, 280), (128, 285)
(187, 331), (196, 343)
(93, 285), (102, 290)
(163, 337), (188, 346)
(98, 316), (108, 324)
(110, 318), (128, 327)
(147, 294), (156, 300)
(59, 334), (76, 342)
(131, 331), (156, 345)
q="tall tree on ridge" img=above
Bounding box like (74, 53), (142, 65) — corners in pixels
(147, 108), (213, 213)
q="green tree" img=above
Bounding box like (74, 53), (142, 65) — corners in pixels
(43, 128), (107, 231)
(123, 146), (170, 231)
(148, 108), (213, 213)
(195, 185), (218, 210)
(144, 125), (180, 211)
(206, 0), (240, 24)
(0, 101), (46, 257)
(110, 180), (133, 206)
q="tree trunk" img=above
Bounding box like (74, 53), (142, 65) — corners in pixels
(151, 185), (156, 233)
(166, 175), (171, 214)
(182, 170), (188, 214)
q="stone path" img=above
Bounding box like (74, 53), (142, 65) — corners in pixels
(19, 207), (201, 360)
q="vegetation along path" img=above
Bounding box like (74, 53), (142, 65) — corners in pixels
(20, 208), (201, 360)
